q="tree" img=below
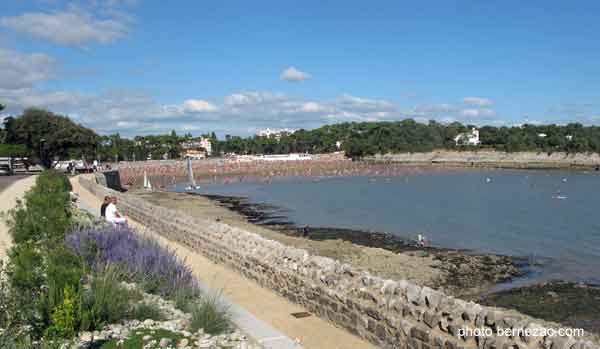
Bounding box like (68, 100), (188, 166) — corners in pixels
(3, 108), (99, 166)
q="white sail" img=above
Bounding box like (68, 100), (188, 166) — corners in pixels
(143, 170), (152, 190)
(187, 158), (197, 187)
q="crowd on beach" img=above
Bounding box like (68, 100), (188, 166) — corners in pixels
(116, 159), (470, 190)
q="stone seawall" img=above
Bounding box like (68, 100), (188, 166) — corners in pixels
(80, 175), (598, 349)
(372, 151), (600, 168)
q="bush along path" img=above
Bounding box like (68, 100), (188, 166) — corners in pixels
(0, 170), (258, 349)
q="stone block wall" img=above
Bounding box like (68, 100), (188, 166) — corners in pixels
(374, 151), (600, 167)
(80, 175), (598, 349)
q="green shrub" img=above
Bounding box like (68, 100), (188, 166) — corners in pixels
(188, 294), (230, 335)
(173, 287), (196, 312)
(79, 266), (131, 332)
(2, 170), (87, 340)
(8, 170), (71, 245)
(0, 263), (21, 331)
(45, 286), (78, 339)
(6, 242), (44, 296)
(130, 302), (163, 321)
(16, 244), (84, 334)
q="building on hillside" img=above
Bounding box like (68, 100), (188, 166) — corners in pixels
(257, 128), (296, 140)
(454, 128), (481, 146)
(183, 149), (207, 160)
(538, 133), (547, 138)
(180, 137), (212, 156)
(565, 135), (573, 141)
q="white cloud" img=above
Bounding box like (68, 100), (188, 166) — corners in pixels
(1, 9), (129, 46)
(224, 92), (285, 106)
(182, 99), (217, 113)
(0, 49), (56, 89)
(463, 97), (494, 107)
(460, 108), (496, 118)
(280, 66), (311, 82)
(338, 94), (394, 111)
(300, 102), (324, 113)
(103, 0), (139, 7)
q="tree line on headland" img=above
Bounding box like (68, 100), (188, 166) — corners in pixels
(1, 106), (600, 163)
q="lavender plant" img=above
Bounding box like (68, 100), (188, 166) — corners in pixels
(65, 226), (200, 301)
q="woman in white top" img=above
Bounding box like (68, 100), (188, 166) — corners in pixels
(105, 196), (127, 226)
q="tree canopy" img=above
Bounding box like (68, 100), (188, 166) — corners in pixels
(2, 108), (99, 165)
(2, 104), (599, 163)
(214, 120), (600, 157)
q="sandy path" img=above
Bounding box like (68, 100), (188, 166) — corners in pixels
(71, 176), (377, 349)
(0, 176), (37, 262)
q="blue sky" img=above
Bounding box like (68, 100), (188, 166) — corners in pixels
(1, 0), (599, 136)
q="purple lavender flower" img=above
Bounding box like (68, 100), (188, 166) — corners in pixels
(66, 226), (199, 299)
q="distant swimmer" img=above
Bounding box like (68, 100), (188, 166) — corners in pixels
(485, 177), (492, 183)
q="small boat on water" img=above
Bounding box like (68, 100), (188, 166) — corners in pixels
(185, 158), (201, 191)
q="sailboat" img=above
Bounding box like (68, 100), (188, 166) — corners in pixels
(143, 170), (153, 191)
(185, 158), (201, 191)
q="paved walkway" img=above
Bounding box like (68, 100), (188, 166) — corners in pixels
(0, 175), (37, 262)
(71, 176), (378, 349)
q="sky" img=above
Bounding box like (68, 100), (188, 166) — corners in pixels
(1, 0), (599, 137)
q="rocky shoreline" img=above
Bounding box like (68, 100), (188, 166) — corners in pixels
(198, 193), (524, 297)
(479, 281), (600, 335)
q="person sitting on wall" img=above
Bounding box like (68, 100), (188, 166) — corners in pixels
(100, 196), (111, 218)
(105, 196), (127, 227)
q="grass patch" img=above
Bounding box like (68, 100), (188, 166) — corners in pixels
(99, 328), (184, 349)
(189, 294), (230, 335)
(130, 302), (163, 321)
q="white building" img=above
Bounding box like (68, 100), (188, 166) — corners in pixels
(538, 133), (547, 138)
(565, 135), (573, 141)
(454, 128), (481, 146)
(234, 153), (312, 162)
(180, 137), (212, 156)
